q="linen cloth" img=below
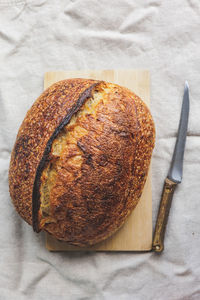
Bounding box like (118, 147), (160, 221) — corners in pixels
(0, 1), (200, 299)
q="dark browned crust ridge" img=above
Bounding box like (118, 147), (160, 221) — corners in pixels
(9, 78), (99, 227)
(32, 82), (100, 232)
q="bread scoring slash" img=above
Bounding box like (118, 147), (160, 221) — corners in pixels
(9, 78), (155, 247)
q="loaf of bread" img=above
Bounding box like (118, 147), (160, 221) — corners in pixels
(9, 78), (155, 247)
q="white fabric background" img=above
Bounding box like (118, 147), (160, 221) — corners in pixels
(0, 0), (200, 299)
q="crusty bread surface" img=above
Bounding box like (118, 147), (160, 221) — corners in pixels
(9, 78), (155, 247)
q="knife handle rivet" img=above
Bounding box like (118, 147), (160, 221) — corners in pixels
(155, 245), (160, 251)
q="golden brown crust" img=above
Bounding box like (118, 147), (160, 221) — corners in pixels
(39, 82), (155, 246)
(9, 79), (99, 226)
(9, 78), (155, 247)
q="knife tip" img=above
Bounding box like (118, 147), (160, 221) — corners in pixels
(185, 81), (189, 90)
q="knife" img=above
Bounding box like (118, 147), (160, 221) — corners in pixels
(152, 82), (190, 253)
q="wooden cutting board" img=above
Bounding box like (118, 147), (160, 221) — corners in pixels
(44, 69), (152, 251)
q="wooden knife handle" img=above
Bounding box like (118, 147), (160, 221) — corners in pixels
(152, 178), (177, 253)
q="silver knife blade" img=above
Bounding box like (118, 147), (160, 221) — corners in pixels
(167, 81), (190, 183)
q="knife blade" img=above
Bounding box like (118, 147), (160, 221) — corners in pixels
(152, 82), (190, 252)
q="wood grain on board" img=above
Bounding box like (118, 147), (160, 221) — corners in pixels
(44, 69), (152, 251)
